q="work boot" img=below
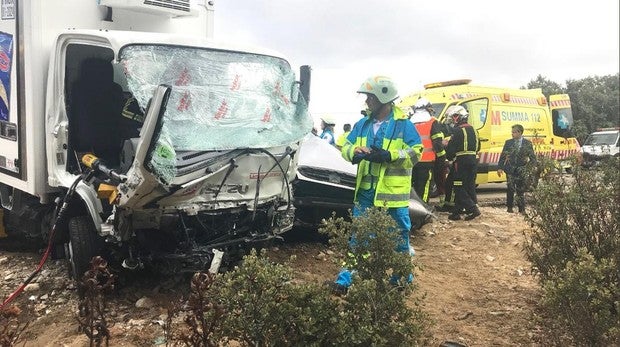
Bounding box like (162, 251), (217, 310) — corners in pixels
(448, 213), (461, 221)
(464, 208), (481, 221)
(507, 207), (514, 213)
(435, 204), (452, 212)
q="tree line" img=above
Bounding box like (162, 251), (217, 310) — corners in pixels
(525, 73), (619, 143)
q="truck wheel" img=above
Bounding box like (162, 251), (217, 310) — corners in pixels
(68, 215), (102, 280)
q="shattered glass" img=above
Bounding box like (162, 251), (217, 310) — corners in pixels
(119, 45), (312, 182)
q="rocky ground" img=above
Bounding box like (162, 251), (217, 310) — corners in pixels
(1, 205), (546, 346)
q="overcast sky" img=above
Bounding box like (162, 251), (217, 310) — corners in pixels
(212, 0), (619, 129)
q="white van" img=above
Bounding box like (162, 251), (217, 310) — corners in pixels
(581, 128), (620, 167)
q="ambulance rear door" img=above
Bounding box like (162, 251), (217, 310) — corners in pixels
(450, 96), (494, 184)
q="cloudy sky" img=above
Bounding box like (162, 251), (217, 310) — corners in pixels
(212, 0), (619, 128)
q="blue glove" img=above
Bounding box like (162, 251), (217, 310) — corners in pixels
(367, 146), (391, 163)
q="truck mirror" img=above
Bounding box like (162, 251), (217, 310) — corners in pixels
(299, 65), (311, 104)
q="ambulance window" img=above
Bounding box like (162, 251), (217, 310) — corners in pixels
(460, 98), (488, 130)
(431, 103), (446, 118)
(552, 108), (574, 137)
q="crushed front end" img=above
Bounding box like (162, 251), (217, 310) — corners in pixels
(104, 44), (312, 273)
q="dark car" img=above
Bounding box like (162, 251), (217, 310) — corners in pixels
(293, 135), (434, 231)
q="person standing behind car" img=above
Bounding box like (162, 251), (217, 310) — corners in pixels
(335, 123), (352, 149)
(319, 115), (337, 145)
(497, 124), (537, 213)
(327, 75), (423, 294)
(409, 97), (446, 202)
(444, 105), (481, 221)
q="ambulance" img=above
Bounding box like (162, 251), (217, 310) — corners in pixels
(0, 0), (312, 278)
(399, 79), (580, 184)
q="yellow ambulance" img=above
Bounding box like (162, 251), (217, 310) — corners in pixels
(399, 79), (580, 184)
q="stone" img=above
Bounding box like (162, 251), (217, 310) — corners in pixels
(135, 296), (156, 309)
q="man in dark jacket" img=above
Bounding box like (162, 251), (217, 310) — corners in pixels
(444, 105), (481, 221)
(497, 124), (537, 213)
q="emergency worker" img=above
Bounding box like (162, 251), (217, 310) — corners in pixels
(444, 105), (481, 221)
(409, 97), (445, 202)
(328, 75), (423, 294)
(118, 95), (144, 139)
(319, 115), (336, 145)
(335, 123), (352, 149)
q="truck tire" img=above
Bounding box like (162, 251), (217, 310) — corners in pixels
(68, 215), (102, 280)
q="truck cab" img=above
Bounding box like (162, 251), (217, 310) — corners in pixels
(0, 1), (312, 278)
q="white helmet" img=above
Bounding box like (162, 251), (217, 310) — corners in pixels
(320, 115), (337, 126)
(444, 105), (469, 125)
(413, 97), (432, 111)
(357, 75), (399, 104)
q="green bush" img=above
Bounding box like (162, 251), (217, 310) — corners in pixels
(525, 157), (620, 345)
(213, 249), (342, 346)
(320, 207), (429, 346)
(167, 206), (428, 346)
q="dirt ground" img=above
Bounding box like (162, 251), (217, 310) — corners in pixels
(1, 205), (544, 346)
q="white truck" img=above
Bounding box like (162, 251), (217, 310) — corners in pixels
(0, 0), (312, 278)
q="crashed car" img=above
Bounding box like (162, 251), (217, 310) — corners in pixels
(294, 135), (434, 230)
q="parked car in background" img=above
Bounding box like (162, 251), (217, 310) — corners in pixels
(581, 128), (620, 167)
(293, 135), (434, 231)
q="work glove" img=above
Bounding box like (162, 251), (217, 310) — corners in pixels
(366, 146), (391, 163)
(352, 153), (367, 164)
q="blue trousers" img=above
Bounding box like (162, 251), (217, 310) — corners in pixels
(335, 189), (414, 287)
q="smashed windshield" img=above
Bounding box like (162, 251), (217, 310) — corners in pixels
(119, 45), (312, 152)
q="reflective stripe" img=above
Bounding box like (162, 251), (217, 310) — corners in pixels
(345, 145), (355, 161)
(405, 147), (417, 158)
(462, 128), (468, 151)
(422, 148), (434, 153)
(436, 150), (446, 157)
(431, 132), (444, 140)
(420, 135), (431, 140)
(453, 181), (463, 186)
(456, 151), (477, 156)
(376, 192), (410, 202)
(384, 167), (412, 177)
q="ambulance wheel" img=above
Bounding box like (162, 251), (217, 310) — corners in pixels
(68, 215), (102, 280)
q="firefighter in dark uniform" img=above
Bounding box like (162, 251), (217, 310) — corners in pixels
(118, 95), (144, 139)
(444, 105), (481, 221)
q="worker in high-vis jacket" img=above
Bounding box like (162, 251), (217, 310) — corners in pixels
(409, 97), (445, 203)
(328, 75), (423, 294)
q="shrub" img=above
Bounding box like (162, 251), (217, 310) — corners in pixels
(321, 207), (429, 346)
(167, 206), (428, 346)
(212, 249), (341, 346)
(524, 157), (620, 345)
